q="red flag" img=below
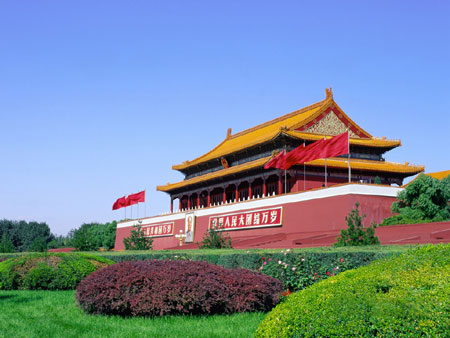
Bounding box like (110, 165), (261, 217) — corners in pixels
(112, 196), (127, 210)
(127, 190), (146, 206)
(317, 131), (349, 159)
(283, 138), (327, 169)
(282, 131), (349, 170)
(264, 150), (286, 169)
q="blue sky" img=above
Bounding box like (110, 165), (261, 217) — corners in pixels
(1, 1), (449, 235)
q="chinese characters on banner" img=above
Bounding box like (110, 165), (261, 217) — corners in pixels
(142, 222), (174, 238)
(209, 207), (282, 231)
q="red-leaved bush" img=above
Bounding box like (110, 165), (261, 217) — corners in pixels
(76, 260), (284, 316)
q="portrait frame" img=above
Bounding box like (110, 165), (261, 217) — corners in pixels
(184, 213), (195, 243)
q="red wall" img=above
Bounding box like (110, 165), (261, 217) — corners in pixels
(114, 192), (396, 250)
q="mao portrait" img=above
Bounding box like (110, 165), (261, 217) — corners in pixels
(185, 214), (195, 243)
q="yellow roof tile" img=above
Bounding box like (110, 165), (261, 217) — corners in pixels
(172, 90), (390, 171)
(158, 156), (271, 192)
(426, 170), (450, 180)
(172, 101), (326, 170)
(285, 131), (401, 148)
(158, 156), (424, 192)
(404, 169), (450, 187)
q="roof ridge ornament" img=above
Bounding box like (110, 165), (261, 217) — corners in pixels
(325, 87), (333, 99)
(227, 128), (232, 138)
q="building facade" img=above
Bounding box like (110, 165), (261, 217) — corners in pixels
(114, 89), (424, 250)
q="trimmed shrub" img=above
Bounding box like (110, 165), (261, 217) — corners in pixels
(76, 260), (284, 316)
(199, 225), (232, 249)
(255, 244), (450, 338)
(0, 253), (114, 290)
(96, 247), (406, 292)
(123, 224), (153, 250)
(335, 202), (380, 246)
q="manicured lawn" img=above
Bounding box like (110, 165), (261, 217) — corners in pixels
(0, 290), (265, 338)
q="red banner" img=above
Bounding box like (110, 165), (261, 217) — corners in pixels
(209, 207), (283, 231)
(112, 196), (127, 210)
(142, 222), (174, 238)
(317, 131), (349, 159)
(280, 131), (349, 169)
(127, 191), (146, 206)
(264, 150), (286, 169)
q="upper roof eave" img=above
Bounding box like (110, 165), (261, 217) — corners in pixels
(159, 157), (424, 193)
(172, 97), (329, 171)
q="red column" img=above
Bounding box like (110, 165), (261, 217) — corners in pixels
(249, 181), (253, 199)
(197, 194), (201, 208)
(223, 188), (226, 203)
(188, 195), (191, 209)
(179, 199), (182, 211)
(263, 178), (267, 196)
(278, 174), (283, 195)
(235, 185), (239, 202)
(207, 190), (211, 207)
(170, 198), (173, 213)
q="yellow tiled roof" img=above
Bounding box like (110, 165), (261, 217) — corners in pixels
(404, 169), (450, 187)
(158, 156), (271, 192)
(308, 158), (424, 174)
(173, 89), (388, 170)
(285, 131), (401, 148)
(172, 101), (326, 170)
(157, 157), (424, 192)
(426, 170), (450, 180)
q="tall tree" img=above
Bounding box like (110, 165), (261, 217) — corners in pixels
(382, 174), (450, 225)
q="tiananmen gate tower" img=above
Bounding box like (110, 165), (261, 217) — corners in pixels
(114, 89), (447, 250)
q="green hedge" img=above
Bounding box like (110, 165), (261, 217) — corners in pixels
(0, 253), (114, 290)
(93, 246), (408, 291)
(255, 244), (450, 337)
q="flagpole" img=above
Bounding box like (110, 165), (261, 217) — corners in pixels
(303, 141), (306, 191)
(325, 158), (327, 187)
(348, 130), (351, 183)
(284, 145), (287, 194)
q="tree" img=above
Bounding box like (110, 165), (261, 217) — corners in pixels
(0, 234), (15, 253)
(0, 219), (53, 252)
(102, 221), (117, 249)
(70, 224), (99, 251)
(381, 174), (450, 225)
(199, 224), (232, 249)
(30, 237), (48, 252)
(334, 202), (380, 246)
(123, 223), (153, 250)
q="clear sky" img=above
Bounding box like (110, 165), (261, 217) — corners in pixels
(1, 1), (449, 235)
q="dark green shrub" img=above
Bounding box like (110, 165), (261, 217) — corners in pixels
(335, 202), (380, 246)
(76, 260), (284, 316)
(94, 247), (404, 292)
(0, 253), (114, 290)
(382, 174), (450, 225)
(0, 235), (15, 253)
(123, 223), (153, 250)
(255, 244), (450, 338)
(199, 225), (232, 249)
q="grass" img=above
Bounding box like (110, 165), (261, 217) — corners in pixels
(0, 290), (265, 338)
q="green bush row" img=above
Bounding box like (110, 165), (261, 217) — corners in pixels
(256, 244), (450, 337)
(94, 246), (408, 291)
(0, 253), (114, 290)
